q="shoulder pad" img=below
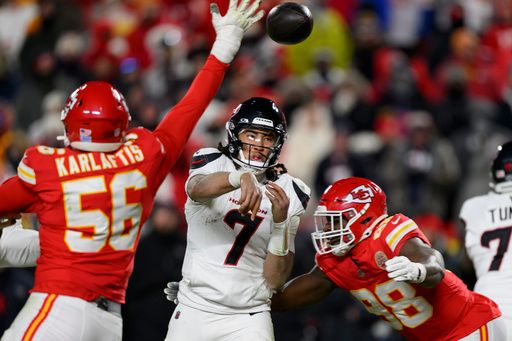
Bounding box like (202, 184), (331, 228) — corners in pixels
(190, 148), (223, 169)
(17, 146), (40, 185)
(378, 214), (420, 253)
(291, 178), (311, 210)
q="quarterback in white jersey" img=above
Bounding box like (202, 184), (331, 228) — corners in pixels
(0, 218), (39, 268)
(165, 97), (310, 341)
(460, 141), (512, 335)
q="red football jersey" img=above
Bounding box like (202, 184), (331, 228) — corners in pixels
(18, 129), (172, 303)
(4, 55), (228, 304)
(316, 214), (501, 341)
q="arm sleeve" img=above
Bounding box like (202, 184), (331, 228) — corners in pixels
(153, 55), (229, 170)
(0, 221), (39, 267)
(0, 176), (39, 216)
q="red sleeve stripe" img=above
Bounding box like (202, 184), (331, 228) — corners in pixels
(22, 294), (58, 341)
(18, 161), (35, 185)
(385, 220), (417, 252)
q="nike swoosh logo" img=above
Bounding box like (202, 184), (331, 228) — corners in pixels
(392, 216), (401, 225)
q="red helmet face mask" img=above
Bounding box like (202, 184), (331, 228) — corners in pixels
(312, 177), (388, 256)
(60, 81), (131, 152)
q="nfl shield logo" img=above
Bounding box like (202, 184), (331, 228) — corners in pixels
(80, 128), (92, 142)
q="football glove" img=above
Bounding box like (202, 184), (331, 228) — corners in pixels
(210, 0), (264, 63)
(164, 281), (180, 304)
(385, 256), (427, 284)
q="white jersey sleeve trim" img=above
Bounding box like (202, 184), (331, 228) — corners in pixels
(385, 220), (417, 252)
(18, 161), (36, 185)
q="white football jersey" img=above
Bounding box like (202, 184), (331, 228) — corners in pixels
(178, 148), (310, 314)
(0, 220), (39, 268)
(460, 191), (512, 320)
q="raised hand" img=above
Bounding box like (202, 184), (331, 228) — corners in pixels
(265, 181), (289, 224)
(210, 0), (264, 63)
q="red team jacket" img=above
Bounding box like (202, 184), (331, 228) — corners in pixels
(0, 55), (228, 304)
(316, 214), (501, 341)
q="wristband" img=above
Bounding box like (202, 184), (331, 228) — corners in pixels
(415, 263), (427, 283)
(267, 220), (289, 256)
(228, 171), (245, 188)
(228, 170), (253, 188)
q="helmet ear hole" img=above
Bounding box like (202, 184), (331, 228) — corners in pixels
(360, 217), (372, 225)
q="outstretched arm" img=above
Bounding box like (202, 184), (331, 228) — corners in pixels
(271, 266), (336, 311)
(0, 176), (38, 216)
(153, 0), (264, 167)
(187, 170), (263, 220)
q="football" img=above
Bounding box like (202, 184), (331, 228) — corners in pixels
(266, 2), (313, 45)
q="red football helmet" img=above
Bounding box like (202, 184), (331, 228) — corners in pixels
(312, 177), (388, 256)
(60, 81), (131, 152)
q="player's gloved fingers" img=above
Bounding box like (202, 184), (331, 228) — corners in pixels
(391, 275), (409, 282)
(238, 0), (250, 13)
(228, 0), (237, 13)
(388, 268), (408, 278)
(210, 2), (220, 15)
(385, 262), (406, 272)
(244, 0), (263, 21)
(385, 256), (407, 266)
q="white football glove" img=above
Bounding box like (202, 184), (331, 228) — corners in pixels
(210, 0), (264, 63)
(164, 281), (180, 304)
(385, 256), (427, 284)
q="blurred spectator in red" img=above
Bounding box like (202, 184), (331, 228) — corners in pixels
(437, 27), (501, 102)
(371, 48), (440, 108)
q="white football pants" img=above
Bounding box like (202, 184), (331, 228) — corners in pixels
(459, 316), (508, 340)
(1, 293), (122, 341)
(165, 303), (274, 341)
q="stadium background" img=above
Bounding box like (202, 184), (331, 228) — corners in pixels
(0, 0), (510, 340)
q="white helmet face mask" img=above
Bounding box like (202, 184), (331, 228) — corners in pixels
(311, 202), (376, 256)
(311, 207), (360, 256)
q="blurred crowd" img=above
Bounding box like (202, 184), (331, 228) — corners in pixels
(0, 0), (511, 340)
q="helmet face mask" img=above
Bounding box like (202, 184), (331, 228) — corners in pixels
(312, 178), (388, 256)
(60, 81), (131, 152)
(491, 141), (512, 193)
(226, 98), (287, 172)
(312, 208), (358, 256)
